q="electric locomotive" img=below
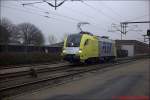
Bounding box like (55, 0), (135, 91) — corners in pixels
(62, 31), (116, 63)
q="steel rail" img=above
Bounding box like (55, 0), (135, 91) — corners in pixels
(0, 62), (66, 70)
(0, 63), (71, 80)
(0, 55), (147, 80)
(0, 57), (146, 98)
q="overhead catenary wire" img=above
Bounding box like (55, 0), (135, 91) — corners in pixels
(63, 6), (97, 21)
(0, 5), (52, 19)
(82, 1), (120, 23)
(23, 4), (85, 22)
(21, 0), (68, 10)
(23, 0), (116, 25)
(56, 6), (107, 30)
(20, 0), (124, 23)
(1, 5), (89, 26)
(126, 14), (149, 22)
(18, 0), (118, 31)
(2, 0), (148, 42)
(1, 5), (82, 23)
(100, 2), (124, 20)
(1, 4), (106, 32)
(65, 7), (106, 27)
(21, 1), (45, 6)
(20, 5), (82, 23)
(3, 0), (122, 32)
(3, 2), (86, 23)
(4, 3), (64, 20)
(25, 4), (107, 31)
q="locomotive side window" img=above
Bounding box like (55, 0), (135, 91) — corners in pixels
(103, 42), (105, 53)
(108, 43), (110, 53)
(104, 42), (107, 53)
(102, 42), (112, 54)
(109, 43), (112, 53)
(84, 39), (89, 46)
(105, 43), (108, 53)
(107, 43), (109, 53)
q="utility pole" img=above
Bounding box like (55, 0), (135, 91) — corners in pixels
(120, 21), (150, 34)
(120, 23), (128, 36)
(121, 21), (150, 49)
(149, 0), (150, 29)
(147, 30), (150, 47)
(148, 0), (150, 86)
(120, 20), (150, 50)
(109, 21), (150, 40)
(109, 23), (133, 40)
(55, 0), (57, 10)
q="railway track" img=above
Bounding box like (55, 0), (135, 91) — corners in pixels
(0, 55), (147, 77)
(0, 62), (70, 79)
(0, 61), (66, 70)
(0, 57), (147, 99)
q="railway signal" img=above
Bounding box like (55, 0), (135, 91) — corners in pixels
(143, 29), (150, 50)
(147, 29), (150, 48)
(147, 29), (150, 36)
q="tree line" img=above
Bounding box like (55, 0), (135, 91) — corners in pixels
(0, 18), (44, 46)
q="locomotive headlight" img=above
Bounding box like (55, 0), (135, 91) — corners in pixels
(78, 50), (82, 53)
(63, 50), (66, 53)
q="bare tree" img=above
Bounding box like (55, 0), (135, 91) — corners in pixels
(0, 25), (10, 44)
(17, 23), (44, 46)
(48, 35), (57, 45)
(0, 18), (12, 44)
(0, 18), (12, 30)
(0, 18), (21, 44)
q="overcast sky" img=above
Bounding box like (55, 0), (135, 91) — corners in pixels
(1, 0), (150, 45)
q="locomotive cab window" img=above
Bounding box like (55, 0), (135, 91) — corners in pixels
(66, 34), (82, 47)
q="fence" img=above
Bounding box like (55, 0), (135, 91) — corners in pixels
(0, 44), (62, 54)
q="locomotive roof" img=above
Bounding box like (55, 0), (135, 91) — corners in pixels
(98, 36), (115, 43)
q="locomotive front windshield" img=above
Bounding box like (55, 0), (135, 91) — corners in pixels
(66, 34), (82, 47)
